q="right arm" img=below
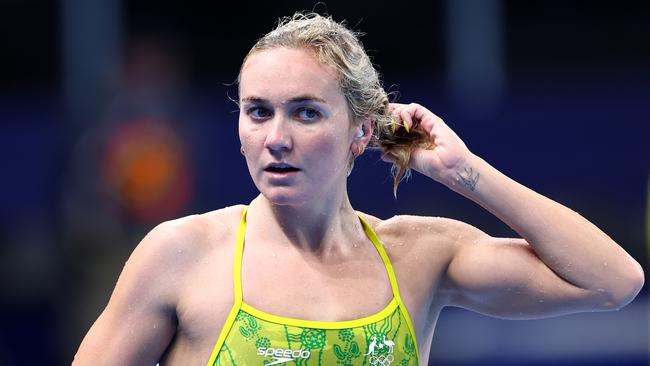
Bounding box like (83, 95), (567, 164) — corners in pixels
(73, 218), (202, 365)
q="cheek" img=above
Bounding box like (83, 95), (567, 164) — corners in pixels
(238, 124), (259, 150)
(305, 132), (350, 165)
(240, 133), (252, 146)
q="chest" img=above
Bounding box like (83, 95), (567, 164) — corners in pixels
(164, 237), (443, 364)
(241, 241), (401, 321)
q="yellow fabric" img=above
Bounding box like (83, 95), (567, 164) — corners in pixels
(207, 207), (420, 366)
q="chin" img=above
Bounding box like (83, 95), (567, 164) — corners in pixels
(259, 187), (310, 207)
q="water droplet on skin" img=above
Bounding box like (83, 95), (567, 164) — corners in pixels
(596, 288), (606, 293)
(603, 262), (608, 267)
(177, 249), (183, 254)
(153, 323), (158, 329)
(538, 299), (545, 303)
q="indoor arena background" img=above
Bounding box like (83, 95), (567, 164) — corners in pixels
(0, 1), (648, 365)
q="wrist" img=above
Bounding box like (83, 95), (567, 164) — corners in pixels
(440, 153), (484, 193)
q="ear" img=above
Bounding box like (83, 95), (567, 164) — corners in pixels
(357, 118), (373, 143)
(350, 118), (373, 156)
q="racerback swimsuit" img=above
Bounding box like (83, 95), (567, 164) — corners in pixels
(206, 207), (420, 366)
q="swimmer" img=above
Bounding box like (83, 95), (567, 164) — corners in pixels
(73, 12), (644, 366)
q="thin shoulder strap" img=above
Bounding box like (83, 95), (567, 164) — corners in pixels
(357, 214), (421, 360)
(205, 206), (248, 366)
(233, 206), (248, 304)
(357, 215), (404, 301)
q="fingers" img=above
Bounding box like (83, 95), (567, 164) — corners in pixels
(388, 103), (412, 133)
(388, 102), (445, 136)
(387, 103), (428, 133)
(399, 108), (413, 133)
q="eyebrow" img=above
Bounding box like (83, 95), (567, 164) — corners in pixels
(240, 94), (327, 105)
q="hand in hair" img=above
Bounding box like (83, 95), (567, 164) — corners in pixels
(386, 103), (471, 184)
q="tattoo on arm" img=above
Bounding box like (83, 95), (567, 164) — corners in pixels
(457, 167), (479, 191)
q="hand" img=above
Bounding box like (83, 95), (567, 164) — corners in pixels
(388, 103), (472, 183)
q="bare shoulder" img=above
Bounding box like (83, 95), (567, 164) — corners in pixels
(356, 212), (492, 291)
(138, 205), (242, 263)
(359, 212), (488, 251)
(73, 205), (247, 365)
(97, 206), (241, 308)
(353, 212), (494, 317)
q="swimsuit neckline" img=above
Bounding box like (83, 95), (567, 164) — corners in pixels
(239, 297), (399, 329)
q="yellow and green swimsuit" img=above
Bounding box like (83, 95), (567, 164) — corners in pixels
(207, 207), (420, 366)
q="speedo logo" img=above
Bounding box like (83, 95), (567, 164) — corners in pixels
(256, 347), (311, 365)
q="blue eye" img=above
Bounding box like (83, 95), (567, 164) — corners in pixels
(246, 106), (272, 120)
(295, 107), (321, 121)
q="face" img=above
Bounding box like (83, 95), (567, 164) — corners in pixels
(238, 47), (359, 206)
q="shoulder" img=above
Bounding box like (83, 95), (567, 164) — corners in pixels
(123, 205), (246, 296)
(141, 205), (243, 255)
(358, 211), (487, 249)
(73, 205), (247, 364)
(355, 211), (492, 282)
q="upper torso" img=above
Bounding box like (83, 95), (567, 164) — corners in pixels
(158, 205), (458, 365)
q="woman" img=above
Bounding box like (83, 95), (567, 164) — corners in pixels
(74, 13), (644, 366)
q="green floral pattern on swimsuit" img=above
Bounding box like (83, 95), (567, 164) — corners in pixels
(212, 305), (417, 366)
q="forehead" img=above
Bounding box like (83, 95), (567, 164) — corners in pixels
(239, 47), (344, 104)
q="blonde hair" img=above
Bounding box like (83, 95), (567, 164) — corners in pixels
(240, 12), (430, 196)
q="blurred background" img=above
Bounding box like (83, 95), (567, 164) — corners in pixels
(0, 0), (648, 365)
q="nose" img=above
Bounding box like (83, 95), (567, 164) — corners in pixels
(264, 117), (292, 154)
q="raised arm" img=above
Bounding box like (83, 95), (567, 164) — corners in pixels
(73, 219), (199, 365)
(388, 103), (644, 319)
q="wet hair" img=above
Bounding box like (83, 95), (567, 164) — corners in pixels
(239, 12), (431, 196)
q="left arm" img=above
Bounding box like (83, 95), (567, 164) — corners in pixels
(447, 152), (643, 309)
(389, 103), (644, 314)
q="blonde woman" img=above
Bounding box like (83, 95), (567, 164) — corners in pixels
(74, 13), (644, 366)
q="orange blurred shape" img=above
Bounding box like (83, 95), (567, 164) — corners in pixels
(102, 118), (192, 223)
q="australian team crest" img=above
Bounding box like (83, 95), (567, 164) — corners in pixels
(364, 335), (395, 366)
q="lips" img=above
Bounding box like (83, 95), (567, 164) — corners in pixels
(264, 163), (300, 173)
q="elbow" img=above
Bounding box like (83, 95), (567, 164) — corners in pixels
(597, 262), (645, 311)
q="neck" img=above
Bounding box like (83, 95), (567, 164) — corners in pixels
(248, 191), (362, 255)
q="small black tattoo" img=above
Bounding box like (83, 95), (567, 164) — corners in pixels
(457, 167), (479, 191)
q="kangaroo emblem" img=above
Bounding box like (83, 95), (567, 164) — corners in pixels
(364, 336), (378, 355)
(366, 335), (395, 366)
